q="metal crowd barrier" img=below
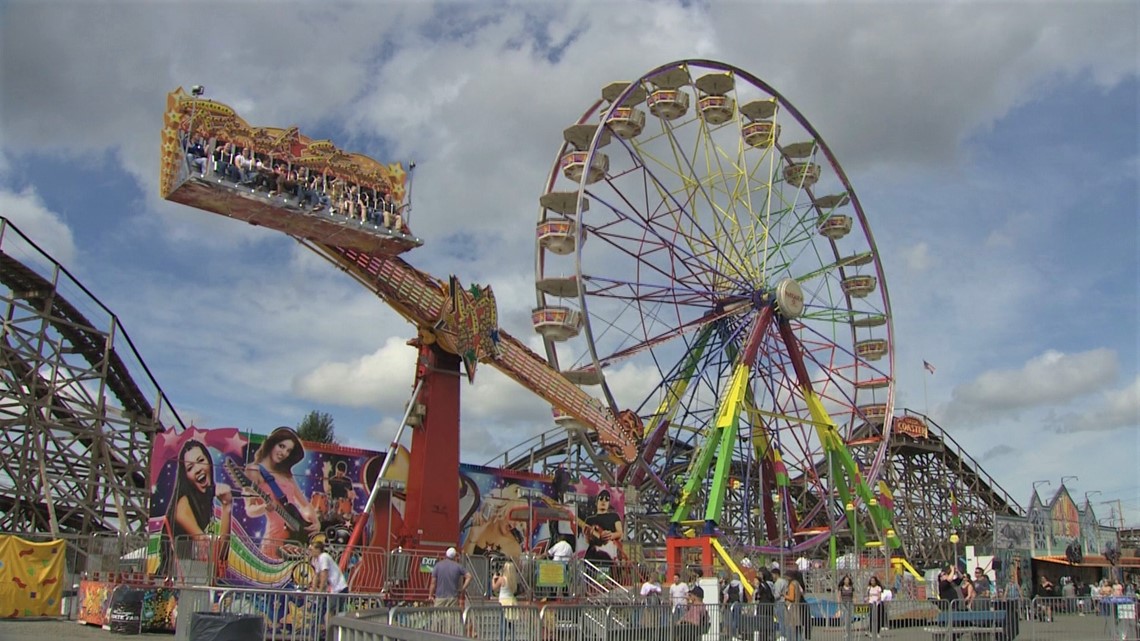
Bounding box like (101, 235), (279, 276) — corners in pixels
(178, 584), (388, 641)
(326, 596), (1138, 641)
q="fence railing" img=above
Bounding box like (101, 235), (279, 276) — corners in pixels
(325, 596), (1138, 641)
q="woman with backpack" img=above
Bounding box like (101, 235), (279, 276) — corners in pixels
(784, 569), (809, 641)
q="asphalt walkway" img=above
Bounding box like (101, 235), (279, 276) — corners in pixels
(0, 618), (172, 640)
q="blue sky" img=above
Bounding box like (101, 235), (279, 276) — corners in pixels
(1, 1), (1136, 526)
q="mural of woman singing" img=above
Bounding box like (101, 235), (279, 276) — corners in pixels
(244, 426), (320, 559)
(157, 439), (233, 579)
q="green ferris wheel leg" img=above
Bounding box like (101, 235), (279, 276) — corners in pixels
(671, 308), (772, 535)
(669, 420), (724, 532)
(702, 363), (749, 531)
(804, 391), (900, 549)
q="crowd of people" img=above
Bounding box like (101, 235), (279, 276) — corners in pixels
(631, 563), (812, 641)
(184, 136), (408, 235)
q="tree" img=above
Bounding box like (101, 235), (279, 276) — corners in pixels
(297, 410), (337, 444)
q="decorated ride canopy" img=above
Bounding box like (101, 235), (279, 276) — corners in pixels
(160, 87), (409, 204)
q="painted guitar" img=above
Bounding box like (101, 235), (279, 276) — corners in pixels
(224, 458), (312, 545)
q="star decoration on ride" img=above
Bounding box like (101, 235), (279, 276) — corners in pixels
(447, 276), (503, 383)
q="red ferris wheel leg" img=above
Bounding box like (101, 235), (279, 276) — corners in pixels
(403, 341), (463, 550)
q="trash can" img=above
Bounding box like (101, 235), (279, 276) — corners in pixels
(189, 611), (265, 641)
(108, 586), (145, 635)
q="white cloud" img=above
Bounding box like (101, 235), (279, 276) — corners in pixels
(0, 186), (77, 267)
(900, 242), (932, 272)
(1049, 375), (1140, 433)
(292, 336), (418, 410)
(944, 348), (1119, 425)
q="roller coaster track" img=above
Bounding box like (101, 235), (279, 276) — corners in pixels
(0, 217), (183, 535)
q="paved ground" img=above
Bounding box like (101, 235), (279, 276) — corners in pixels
(0, 618), (173, 640)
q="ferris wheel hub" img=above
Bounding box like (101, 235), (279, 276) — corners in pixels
(775, 278), (805, 319)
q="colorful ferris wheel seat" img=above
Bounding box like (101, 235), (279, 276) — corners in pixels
(813, 193), (850, 209)
(560, 151), (609, 184)
(605, 106), (646, 139)
(698, 95), (735, 125)
(564, 123), (611, 151)
(841, 274), (877, 298)
(856, 376), (891, 390)
(695, 72), (734, 96)
(647, 89), (690, 121)
(742, 120), (780, 149)
(855, 339), (888, 361)
(783, 162), (821, 188)
(851, 313), (887, 328)
(783, 141), (816, 159)
(536, 276), (582, 298)
(740, 98), (778, 121)
(859, 403), (889, 424)
(540, 191), (589, 217)
(531, 306), (583, 342)
(818, 215), (853, 240)
(840, 251), (875, 267)
(536, 219), (577, 255)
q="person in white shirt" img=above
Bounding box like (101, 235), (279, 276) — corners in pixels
(549, 535), (574, 562)
(641, 574), (663, 601)
(548, 535), (574, 597)
(309, 540), (348, 594)
(669, 571), (690, 616)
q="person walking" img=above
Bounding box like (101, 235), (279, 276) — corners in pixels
(866, 575), (884, 638)
(669, 571), (690, 620)
(428, 547), (470, 635)
(492, 560), (521, 635)
(772, 567), (789, 640)
(638, 572), (663, 626)
(838, 574), (856, 640)
(784, 569), (807, 641)
(308, 541), (348, 594)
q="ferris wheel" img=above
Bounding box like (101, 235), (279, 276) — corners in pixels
(534, 60), (897, 552)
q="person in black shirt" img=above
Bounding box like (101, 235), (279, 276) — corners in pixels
(325, 460), (357, 519)
(583, 489), (623, 566)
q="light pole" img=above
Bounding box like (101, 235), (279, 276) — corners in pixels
(1060, 475), (1078, 488)
(1084, 491), (1102, 506)
(1032, 480), (1051, 498)
(950, 533), (960, 569)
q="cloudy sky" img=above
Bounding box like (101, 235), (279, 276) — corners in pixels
(1, 1), (1136, 526)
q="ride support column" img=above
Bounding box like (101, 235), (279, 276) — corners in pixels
(404, 342), (462, 549)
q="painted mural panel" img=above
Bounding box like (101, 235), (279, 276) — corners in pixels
(147, 427), (616, 590)
(1050, 493), (1080, 542)
(147, 426), (383, 588)
(457, 466), (627, 564)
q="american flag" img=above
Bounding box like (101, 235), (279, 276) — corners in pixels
(923, 360), (936, 375)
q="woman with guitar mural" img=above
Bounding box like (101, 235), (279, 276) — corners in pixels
(243, 427), (320, 559)
(157, 439), (233, 579)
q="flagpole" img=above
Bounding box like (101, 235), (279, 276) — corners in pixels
(923, 364), (929, 416)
